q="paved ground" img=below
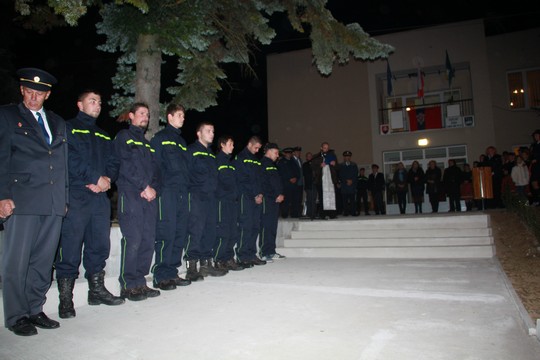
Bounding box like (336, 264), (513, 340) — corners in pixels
(1, 258), (540, 360)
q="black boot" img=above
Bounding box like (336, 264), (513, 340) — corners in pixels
(199, 258), (227, 277)
(58, 278), (76, 319)
(185, 260), (204, 282)
(87, 271), (125, 306)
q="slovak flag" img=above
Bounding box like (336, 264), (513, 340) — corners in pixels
(417, 67), (424, 99)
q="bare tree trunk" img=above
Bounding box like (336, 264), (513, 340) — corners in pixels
(135, 34), (162, 140)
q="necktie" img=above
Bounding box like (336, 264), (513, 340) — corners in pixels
(36, 112), (50, 144)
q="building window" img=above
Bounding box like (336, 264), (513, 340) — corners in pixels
(508, 68), (540, 110)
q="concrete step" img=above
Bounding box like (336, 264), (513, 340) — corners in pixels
(285, 236), (493, 247)
(289, 228), (492, 239)
(277, 213), (494, 259)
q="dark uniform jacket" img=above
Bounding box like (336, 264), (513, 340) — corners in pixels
(66, 111), (117, 190)
(338, 161), (359, 194)
(216, 151), (238, 201)
(277, 157), (300, 188)
(261, 156), (283, 199)
(368, 172), (385, 194)
(150, 124), (188, 192)
(234, 147), (262, 198)
(0, 103), (68, 216)
(186, 140), (217, 196)
(113, 125), (160, 193)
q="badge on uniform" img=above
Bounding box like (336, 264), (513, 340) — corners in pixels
(18, 122), (22, 127)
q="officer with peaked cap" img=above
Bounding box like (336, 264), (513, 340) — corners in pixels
(0, 68), (68, 336)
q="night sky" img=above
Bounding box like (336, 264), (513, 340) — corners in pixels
(1, 0), (538, 146)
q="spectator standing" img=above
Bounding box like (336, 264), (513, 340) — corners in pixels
(407, 161), (425, 214)
(56, 90), (124, 319)
(292, 146), (304, 218)
(368, 164), (386, 215)
(485, 146), (503, 208)
(277, 147), (299, 218)
(511, 155), (530, 198)
(460, 163), (474, 211)
(443, 159), (463, 212)
(357, 167), (370, 215)
(338, 151), (358, 216)
(302, 152), (316, 219)
(392, 162), (408, 214)
(425, 160), (442, 213)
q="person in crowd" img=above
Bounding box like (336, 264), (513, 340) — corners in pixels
(311, 142), (338, 219)
(425, 160), (442, 213)
(259, 143), (286, 262)
(302, 151), (317, 219)
(357, 167), (370, 216)
(367, 164), (386, 215)
(529, 129), (540, 205)
(149, 103), (192, 290)
(184, 122), (227, 280)
(511, 155), (530, 199)
(460, 163), (474, 211)
(392, 162), (408, 214)
(113, 102), (161, 301)
(407, 161), (425, 214)
(0, 68), (67, 336)
(56, 90), (124, 319)
(233, 136), (267, 267)
(277, 147), (299, 218)
(484, 146), (503, 208)
(443, 159), (463, 212)
(338, 151), (358, 216)
(291, 146), (304, 217)
(214, 135), (245, 271)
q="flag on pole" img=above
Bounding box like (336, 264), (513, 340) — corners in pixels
(417, 67), (424, 99)
(445, 50), (455, 88)
(386, 60), (393, 96)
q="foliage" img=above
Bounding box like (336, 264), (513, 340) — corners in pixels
(502, 188), (540, 243)
(13, 0), (394, 136)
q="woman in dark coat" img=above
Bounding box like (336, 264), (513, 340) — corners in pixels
(425, 160), (442, 213)
(407, 160), (425, 214)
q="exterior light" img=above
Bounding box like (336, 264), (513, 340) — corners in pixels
(418, 138), (428, 146)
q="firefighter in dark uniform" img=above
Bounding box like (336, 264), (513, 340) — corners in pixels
(0, 68), (68, 336)
(55, 90), (124, 319)
(214, 135), (245, 271)
(233, 136), (267, 267)
(150, 104), (192, 290)
(184, 122), (227, 280)
(259, 143), (286, 262)
(113, 102), (161, 301)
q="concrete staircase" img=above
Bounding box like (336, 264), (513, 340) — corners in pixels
(275, 213), (494, 259)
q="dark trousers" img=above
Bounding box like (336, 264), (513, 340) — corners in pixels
(396, 191), (407, 214)
(215, 199), (238, 262)
(259, 197), (279, 257)
(291, 185), (303, 218)
(304, 188), (316, 218)
(428, 192), (440, 212)
(2, 215), (62, 327)
(117, 190), (157, 290)
(280, 184), (295, 218)
(341, 192), (356, 215)
(152, 189), (188, 283)
(185, 193), (217, 261)
(448, 191), (461, 212)
(372, 191), (385, 215)
(237, 193), (262, 261)
(357, 190), (369, 214)
(56, 190), (111, 279)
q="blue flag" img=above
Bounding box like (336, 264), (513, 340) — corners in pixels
(446, 50), (455, 88)
(386, 60), (393, 96)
